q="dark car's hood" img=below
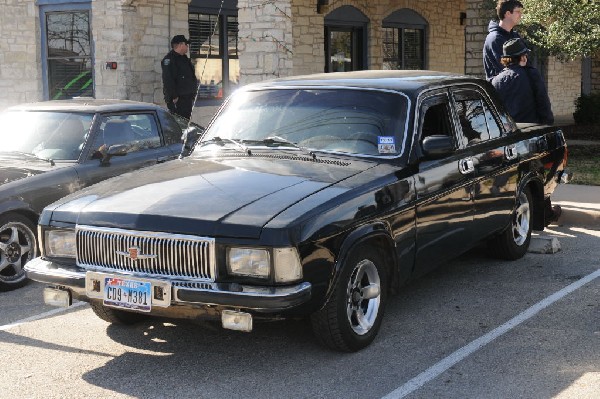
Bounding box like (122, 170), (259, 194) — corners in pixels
(0, 153), (62, 185)
(48, 154), (376, 238)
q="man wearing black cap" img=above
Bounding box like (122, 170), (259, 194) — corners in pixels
(161, 35), (198, 119)
(491, 37), (553, 125)
(492, 38), (561, 224)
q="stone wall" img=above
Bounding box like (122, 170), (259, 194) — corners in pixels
(291, 0), (467, 76)
(93, 0), (189, 105)
(547, 57), (581, 122)
(0, 1), (41, 110)
(464, 0), (490, 78)
(238, 0), (293, 85)
(592, 53), (600, 93)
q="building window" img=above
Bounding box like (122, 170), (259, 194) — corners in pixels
(189, 0), (239, 102)
(382, 9), (427, 70)
(41, 3), (93, 100)
(324, 6), (369, 73)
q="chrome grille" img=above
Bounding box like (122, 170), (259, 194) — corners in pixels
(76, 225), (215, 281)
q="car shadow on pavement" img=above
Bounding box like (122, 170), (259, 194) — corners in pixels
(79, 227), (599, 399)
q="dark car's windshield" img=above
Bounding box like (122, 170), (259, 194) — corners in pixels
(0, 111), (94, 160)
(198, 88), (409, 157)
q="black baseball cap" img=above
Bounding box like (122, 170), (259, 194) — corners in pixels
(171, 35), (190, 45)
(502, 38), (530, 57)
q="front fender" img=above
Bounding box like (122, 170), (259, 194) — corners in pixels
(321, 221), (396, 307)
(0, 198), (39, 223)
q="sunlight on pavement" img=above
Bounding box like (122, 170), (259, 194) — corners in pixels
(554, 372), (600, 398)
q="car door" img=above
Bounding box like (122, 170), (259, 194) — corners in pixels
(451, 86), (519, 236)
(75, 111), (179, 187)
(413, 90), (475, 275)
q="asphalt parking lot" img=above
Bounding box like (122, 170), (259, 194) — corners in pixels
(1, 219), (598, 398)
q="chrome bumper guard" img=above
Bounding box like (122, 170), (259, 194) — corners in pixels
(25, 257), (312, 311)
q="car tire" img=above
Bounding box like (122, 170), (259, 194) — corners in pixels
(310, 247), (387, 352)
(90, 301), (147, 325)
(488, 186), (533, 260)
(0, 213), (37, 292)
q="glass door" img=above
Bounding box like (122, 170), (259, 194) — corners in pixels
(325, 27), (364, 72)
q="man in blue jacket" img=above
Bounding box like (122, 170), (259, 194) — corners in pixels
(483, 0), (524, 81)
(491, 38), (554, 125)
(492, 37), (560, 224)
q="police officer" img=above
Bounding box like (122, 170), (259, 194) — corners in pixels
(161, 35), (198, 119)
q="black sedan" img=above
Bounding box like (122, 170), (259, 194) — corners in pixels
(26, 71), (569, 351)
(0, 99), (203, 291)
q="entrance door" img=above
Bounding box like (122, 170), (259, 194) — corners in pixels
(324, 6), (368, 73)
(325, 27), (363, 72)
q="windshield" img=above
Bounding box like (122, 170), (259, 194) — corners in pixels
(0, 111), (94, 160)
(198, 88), (409, 157)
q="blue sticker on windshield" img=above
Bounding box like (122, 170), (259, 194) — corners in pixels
(378, 136), (396, 154)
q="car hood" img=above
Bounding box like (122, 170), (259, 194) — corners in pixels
(48, 154), (376, 238)
(0, 154), (61, 185)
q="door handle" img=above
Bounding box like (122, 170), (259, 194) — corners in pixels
(458, 157), (475, 175)
(504, 144), (518, 161)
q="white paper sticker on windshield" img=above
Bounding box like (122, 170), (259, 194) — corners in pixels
(378, 136), (396, 154)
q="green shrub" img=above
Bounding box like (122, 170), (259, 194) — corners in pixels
(573, 92), (600, 124)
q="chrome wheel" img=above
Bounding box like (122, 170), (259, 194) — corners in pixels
(0, 215), (36, 291)
(512, 191), (530, 246)
(311, 247), (387, 351)
(346, 259), (381, 336)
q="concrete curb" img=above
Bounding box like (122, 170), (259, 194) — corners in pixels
(552, 201), (600, 228)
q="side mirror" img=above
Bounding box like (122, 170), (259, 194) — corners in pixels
(421, 135), (454, 158)
(181, 125), (205, 157)
(99, 144), (128, 166)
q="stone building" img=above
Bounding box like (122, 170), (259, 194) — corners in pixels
(0, 0), (598, 124)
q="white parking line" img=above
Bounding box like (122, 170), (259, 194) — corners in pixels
(0, 301), (88, 332)
(382, 268), (600, 399)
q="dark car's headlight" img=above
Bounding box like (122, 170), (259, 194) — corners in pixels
(44, 229), (77, 258)
(227, 247), (302, 282)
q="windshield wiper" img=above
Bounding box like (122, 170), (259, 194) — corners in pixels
(200, 136), (252, 155)
(260, 136), (317, 159)
(0, 150), (55, 165)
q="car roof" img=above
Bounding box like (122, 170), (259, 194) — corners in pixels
(243, 70), (486, 97)
(4, 98), (164, 113)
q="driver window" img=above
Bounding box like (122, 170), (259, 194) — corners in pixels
(90, 114), (161, 158)
(420, 100), (453, 140)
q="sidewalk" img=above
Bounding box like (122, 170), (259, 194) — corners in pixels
(552, 183), (600, 227)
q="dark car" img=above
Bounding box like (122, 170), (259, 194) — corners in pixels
(0, 99), (203, 290)
(26, 71), (569, 351)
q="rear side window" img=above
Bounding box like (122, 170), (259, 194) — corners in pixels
(453, 88), (503, 147)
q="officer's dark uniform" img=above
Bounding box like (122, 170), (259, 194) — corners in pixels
(161, 36), (198, 120)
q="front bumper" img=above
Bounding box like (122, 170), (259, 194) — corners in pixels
(25, 257), (312, 313)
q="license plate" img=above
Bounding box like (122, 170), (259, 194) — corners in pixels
(103, 277), (152, 312)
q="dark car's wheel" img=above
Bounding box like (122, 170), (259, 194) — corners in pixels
(488, 186), (533, 260)
(311, 247), (387, 352)
(0, 213), (37, 292)
(90, 302), (148, 325)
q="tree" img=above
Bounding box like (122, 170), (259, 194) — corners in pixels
(521, 0), (600, 60)
(483, 0), (600, 60)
